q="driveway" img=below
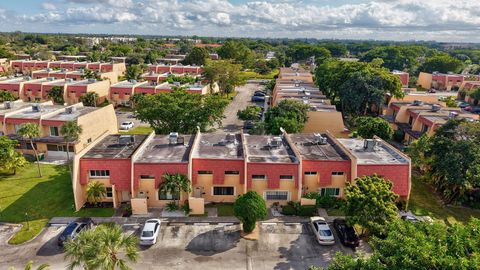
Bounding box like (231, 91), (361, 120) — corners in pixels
(2, 222), (370, 270)
(115, 111), (148, 130)
(220, 83), (262, 133)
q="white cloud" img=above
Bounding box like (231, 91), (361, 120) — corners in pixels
(4, 0), (480, 41)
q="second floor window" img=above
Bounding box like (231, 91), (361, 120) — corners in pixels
(332, 172), (344, 176)
(50, 126), (60, 137)
(198, 170), (213, 175)
(252, 175), (266, 180)
(225, 171), (240, 175)
(280, 175), (294, 180)
(89, 170), (110, 178)
(421, 124), (428, 133)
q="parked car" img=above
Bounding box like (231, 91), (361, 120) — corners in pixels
(244, 120), (255, 130)
(472, 107), (480, 114)
(253, 91), (266, 97)
(464, 106), (472, 111)
(58, 218), (94, 247)
(310, 216), (335, 245)
(333, 218), (359, 248)
(120, 121), (134, 130)
(458, 102), (470, 108)
(251, 96), (265, 102)
(428, 89), (437, 93)
(401, 215), (420, 223)
(140, 219), (161, 246)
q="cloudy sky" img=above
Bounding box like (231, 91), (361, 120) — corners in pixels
(0, 0), (479, 42)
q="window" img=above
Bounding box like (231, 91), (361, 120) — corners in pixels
(331, 172), (344, 176)
(26, 143), (37, 150)
(408, 116), (413, 125)
(89, 170), (110, 178)
(421, 124), (428, 133)
(105, 187), (113, 198)
(158, 190), (180, 200)
(280, 175), (294, 180)
(225, 171), (239, 175)
(252, 175), (266, 180)
(320, 188), (340, 197)
(87, 138), (92, 143)
(198, 170), (213, 175)
(140, 175), (155, 179)
(265, 191), (289, 200)
(213, 186), (234, 196)
(304, 172), (317, 175)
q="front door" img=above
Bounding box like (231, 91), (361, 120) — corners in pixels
(121, 191), (131, 202)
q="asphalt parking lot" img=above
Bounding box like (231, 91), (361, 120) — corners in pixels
(1, 222), (369, 270)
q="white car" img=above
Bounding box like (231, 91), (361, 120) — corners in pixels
(140, 219), (161, 246)
(120, 121), (134, 130)
(310, 216), (335, 245)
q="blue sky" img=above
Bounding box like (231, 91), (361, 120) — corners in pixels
(0, 0), (479, 42)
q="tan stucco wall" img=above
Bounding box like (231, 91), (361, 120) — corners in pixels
(131, 198), (148, 215)
(303, 111), (346, 137)
(300, 198), (316, 206)
(193, 174), (243, 203)
(304, 175), (319, 193)
(76, 104), (117, 152)
(189, 197), (205, 215)
(251, 179), (297, 205)
(417, 72), (432, 89)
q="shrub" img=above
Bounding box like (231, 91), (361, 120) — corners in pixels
(281, 204), (297, 215)
(234, 191), (267, 233)
(182, 201), (192, 215)
(166, 201), (179, 212)
(298, 205), (317, 217)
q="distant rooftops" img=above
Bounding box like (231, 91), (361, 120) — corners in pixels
(8, 104), (64, 119)
(337, 138), (408, 165)
(193, 133), (243, 160)
(135, 134), (194, 163)
(244, 135), (297, 163)
(83, 134), (149, 159)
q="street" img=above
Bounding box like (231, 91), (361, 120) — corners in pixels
(220, 83), (263, 133)
(0, 222), (369, 270)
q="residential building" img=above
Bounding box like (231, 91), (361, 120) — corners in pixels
(417, 72), (472, 91)
(1, 101), (117, 159)
(273, 67), (346, 137)
(10, 60), (126, 77)
(72, 130), (411, 213)
(392, 70), (409, 87)
(109, 80), (144, 107)
(0, 76), (41, 99)
(147, 64), (203, 75)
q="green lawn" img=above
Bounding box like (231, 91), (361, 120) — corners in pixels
(408, 172), (480, 225)
(211, 203), (235, 216)
(326, 208), (345, 217)
(0, 163), (114, 244)
(121, 126), (154, 134)
(239, 69), (279, 80)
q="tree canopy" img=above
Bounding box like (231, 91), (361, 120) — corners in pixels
(203, 60), (246, 94)
(234, 191), (267, 233)
(343, 175), (398, 236)
(0, 136), (27, 175)
(183, 47), (210, 66)
(135, 89), (229, 134)
(420, 54), (464, 73)
(47, 86), (64, 104)
(0, 91), (16, 102)
(237, 105), (261, 121)
(355, 117), (393, 140)
(264, 100), (310, 135)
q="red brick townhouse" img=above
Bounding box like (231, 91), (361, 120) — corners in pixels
(147, 64), (203, 75)
(72, 131), (411, 212)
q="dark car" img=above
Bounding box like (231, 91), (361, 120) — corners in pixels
(253, 91), (266, 97)
(401, 215), (420, 223)
(244, 120), (255, 130)
(471, 107), (480, 114)
(251, 96), (265, 102)
(428, 89), (437, 93)
(57, 218), (94, 247)
(333, 218), (359, 248)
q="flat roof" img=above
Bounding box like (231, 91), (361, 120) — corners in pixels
(43, 106), (99, 121)
(111, 80), (138, 88)
(192, 133), (243, 159)
(83, 134), (148, 159)
(244, 135), (297, 163)
(135, 135), (194, 163)
(8, 104), (64, 119)
(0, 101), (36, 115)
(71, 79), (101, 86)
(289, 134), (348, 161)
(337, 138), (408, 165)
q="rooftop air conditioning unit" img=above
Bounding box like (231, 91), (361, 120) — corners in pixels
(169, 132), (179, 145)
(314, 133), (328, 145)
(118, 135), (134, 145)
(66, 78), (73, 83)
(269, 137), (282, 148)
(363, 139), (377, 152)
(47, 77), (54, 81)
(412, 100), (423, 106)
(4, 101), (12, 109)
(88, 78), (96, 83)
(225, 133), (236, 144)
(173, 82), (180, 86)
(130, 79), (137, 84)
(65, 106), (76, 114)
(431, 104), (441, 112)
(448, 111), (458, 119)
(32, 104), (41, 112)
(24, 76), (32, 81)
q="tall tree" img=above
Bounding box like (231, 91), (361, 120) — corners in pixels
(159, 173), (191, 206)
(86, 181), (107, 206)
(264, 100), (310, 135)
(203, 60), (246, 94)
(135, 89), (228, 134)
(183, 47), (210, 66)
(405, 134), (432, 173)
(420, 54), (464, 73)
(18, 123), (42, 177)
(60, 121), (82, 175)
(343, 175), (398, 236)
(234, 191), (267, 233)
(46, 86), (64, 104)
(0, 136), (27, 175)
(0, 91), (16, 102)
(64, 224), (139, 270)
(124, 64), (143, 81)
(355, 117), (393, 140)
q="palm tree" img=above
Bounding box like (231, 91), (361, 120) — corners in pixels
(60, 121), (82, 175)
(64, 224), (139, 270)
(46, 86), (64, 104)
(86, 181), (107, 206)
(79, 92), (99, 107)
(18, 123), (42, 177)
(159, 173), (191, 206)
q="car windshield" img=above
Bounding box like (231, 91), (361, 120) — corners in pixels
(142, 230), (154, 237)
(319, 229), (332, 237)
(62, 223), (78, 236)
